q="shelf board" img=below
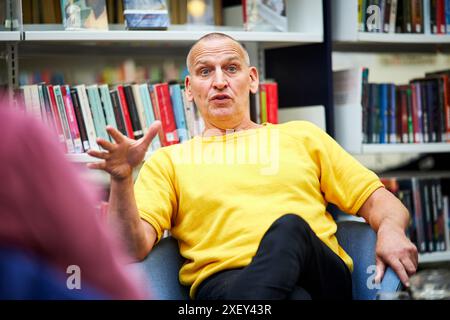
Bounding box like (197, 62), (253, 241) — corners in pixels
(362, 143), (450, 154)
(419, 251), (450, 264)
(66, 151), (154, 163)
(356, 32), (450, 44)
(22, 25), (322, 45)
(0, 31), (21, 41)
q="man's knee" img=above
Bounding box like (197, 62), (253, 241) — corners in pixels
(268, 214), (313, 241)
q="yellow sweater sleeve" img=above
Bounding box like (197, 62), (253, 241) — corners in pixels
(134, 148), (178, 242)
(302, 122), (384, 215)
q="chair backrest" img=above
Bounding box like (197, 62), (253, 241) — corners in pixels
(135, 238), (190, 300)
(136, 221), (401, 300)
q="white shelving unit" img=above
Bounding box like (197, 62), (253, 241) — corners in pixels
(0, 31), (21, 41)
(419, 251), (450, 264)
(23, 27), (322, 47)
(332, 0), (450, 45)
(362, 143), (450, 154)
(66, 151), (154, 163)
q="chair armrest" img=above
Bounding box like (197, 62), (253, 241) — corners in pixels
(379, 267), (403, 294)
(133, 237), (190, 300)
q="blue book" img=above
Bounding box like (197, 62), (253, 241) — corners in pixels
(169, 84), (189, 142)
(424, 0), (431, 34)
(379, 83), (389, 144)
(86, 85), (109, 143)
(139, 83), (161, 150)
(446, 0), (450, 32)
(98, 84), (118, 130)
(389, 84), (397, 143)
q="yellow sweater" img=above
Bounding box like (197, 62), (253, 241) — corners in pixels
(134, 121), (384, 298)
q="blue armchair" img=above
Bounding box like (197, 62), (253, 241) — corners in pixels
(135, 221), (402, 300)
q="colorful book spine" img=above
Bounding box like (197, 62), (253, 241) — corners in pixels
(169, 83), (189, 142)
(116, 85), (135, 139)
(75, 84), (99, 151)
(70, 88), (90, 152)
(139, 83), (161, 150)
(153, 83), (179, 146)
(99, 84), (118, 130)
(86, 85), (109, 143)
(61, 85), (83, 153)
(53, 85), (75, 153)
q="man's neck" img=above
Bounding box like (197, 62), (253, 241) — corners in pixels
(202, 120), (263, 137)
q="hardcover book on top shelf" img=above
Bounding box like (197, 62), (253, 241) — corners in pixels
(61, 0), (109, 31)
(123, 0), (170, 30)
(243, 0), (288, 32)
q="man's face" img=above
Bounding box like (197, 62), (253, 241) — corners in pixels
(185, 38), (259, 130)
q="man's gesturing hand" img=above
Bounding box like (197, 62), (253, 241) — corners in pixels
(374, 222), (418, 288)
(86, 121), (162, 180)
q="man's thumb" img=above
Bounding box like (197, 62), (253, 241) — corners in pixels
(142, 121), (162, 147)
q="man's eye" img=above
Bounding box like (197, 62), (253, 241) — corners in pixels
(227, 65), (237, 72)
(200, 68), (210, 76)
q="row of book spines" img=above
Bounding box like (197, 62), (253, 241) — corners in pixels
(359, 0), (450, 34)
(22, 0), (222, 26)
(19, 82), (204, 154)
(250, 82), (279, 125)
(382, 177), (450, 253)
(361, 76), (450, 144)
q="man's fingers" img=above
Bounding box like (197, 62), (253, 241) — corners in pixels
(87, 149), (110, 160)
(106, 126), (126, 144)
(375, 257), (386, 284)
(86, 161), (106, 171)
(400, 257), (417, 276)
(390, 259), (410, 287)
(96, 138), (115, 151)
(142, 121), (162, 147)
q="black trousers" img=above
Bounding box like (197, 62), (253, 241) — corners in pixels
(196, 214), (352, 300)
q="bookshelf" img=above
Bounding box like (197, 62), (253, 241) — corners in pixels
(332, 0), (450, 45)
(3, 0), (329, 163)
(332, 0), (450, 265)
(419, 251), (450, 264)
(0, 31), (21, 41)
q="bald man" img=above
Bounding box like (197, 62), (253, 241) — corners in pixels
(88, 33), (418, 300)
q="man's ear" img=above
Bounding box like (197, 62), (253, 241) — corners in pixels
(249, 66), (259, 94)
(185, 76), (194, 102)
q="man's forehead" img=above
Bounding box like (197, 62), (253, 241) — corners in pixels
(189, 38), (247, 65)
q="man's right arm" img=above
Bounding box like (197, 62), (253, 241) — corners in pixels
(87, 121), (162, 261)
(109, 176), (157, 261)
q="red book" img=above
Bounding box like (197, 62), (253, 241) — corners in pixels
(116, 85), (134, 139)
(436, 0), (446, 34)
(153, 83), (179, 146)
(265, 82), (279, 124)
(46, 84), (67, 152)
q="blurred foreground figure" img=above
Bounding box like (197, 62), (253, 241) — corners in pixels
(0, 101), (144, 299)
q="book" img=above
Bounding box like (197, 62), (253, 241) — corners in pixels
(244, 0), (287, 32)
(61, 0), (108, 31)
(123, 0), (170, 30)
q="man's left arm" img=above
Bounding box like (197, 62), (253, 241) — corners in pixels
(357, 187), (418, 287)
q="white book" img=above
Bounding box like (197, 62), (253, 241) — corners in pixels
(75, 85), (99, 151)
(443, 196), (450, 251)
(131, 84), (147, 134)
(389, 0), (398, 33)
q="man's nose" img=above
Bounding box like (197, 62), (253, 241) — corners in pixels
(212, 68), (228, 90)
